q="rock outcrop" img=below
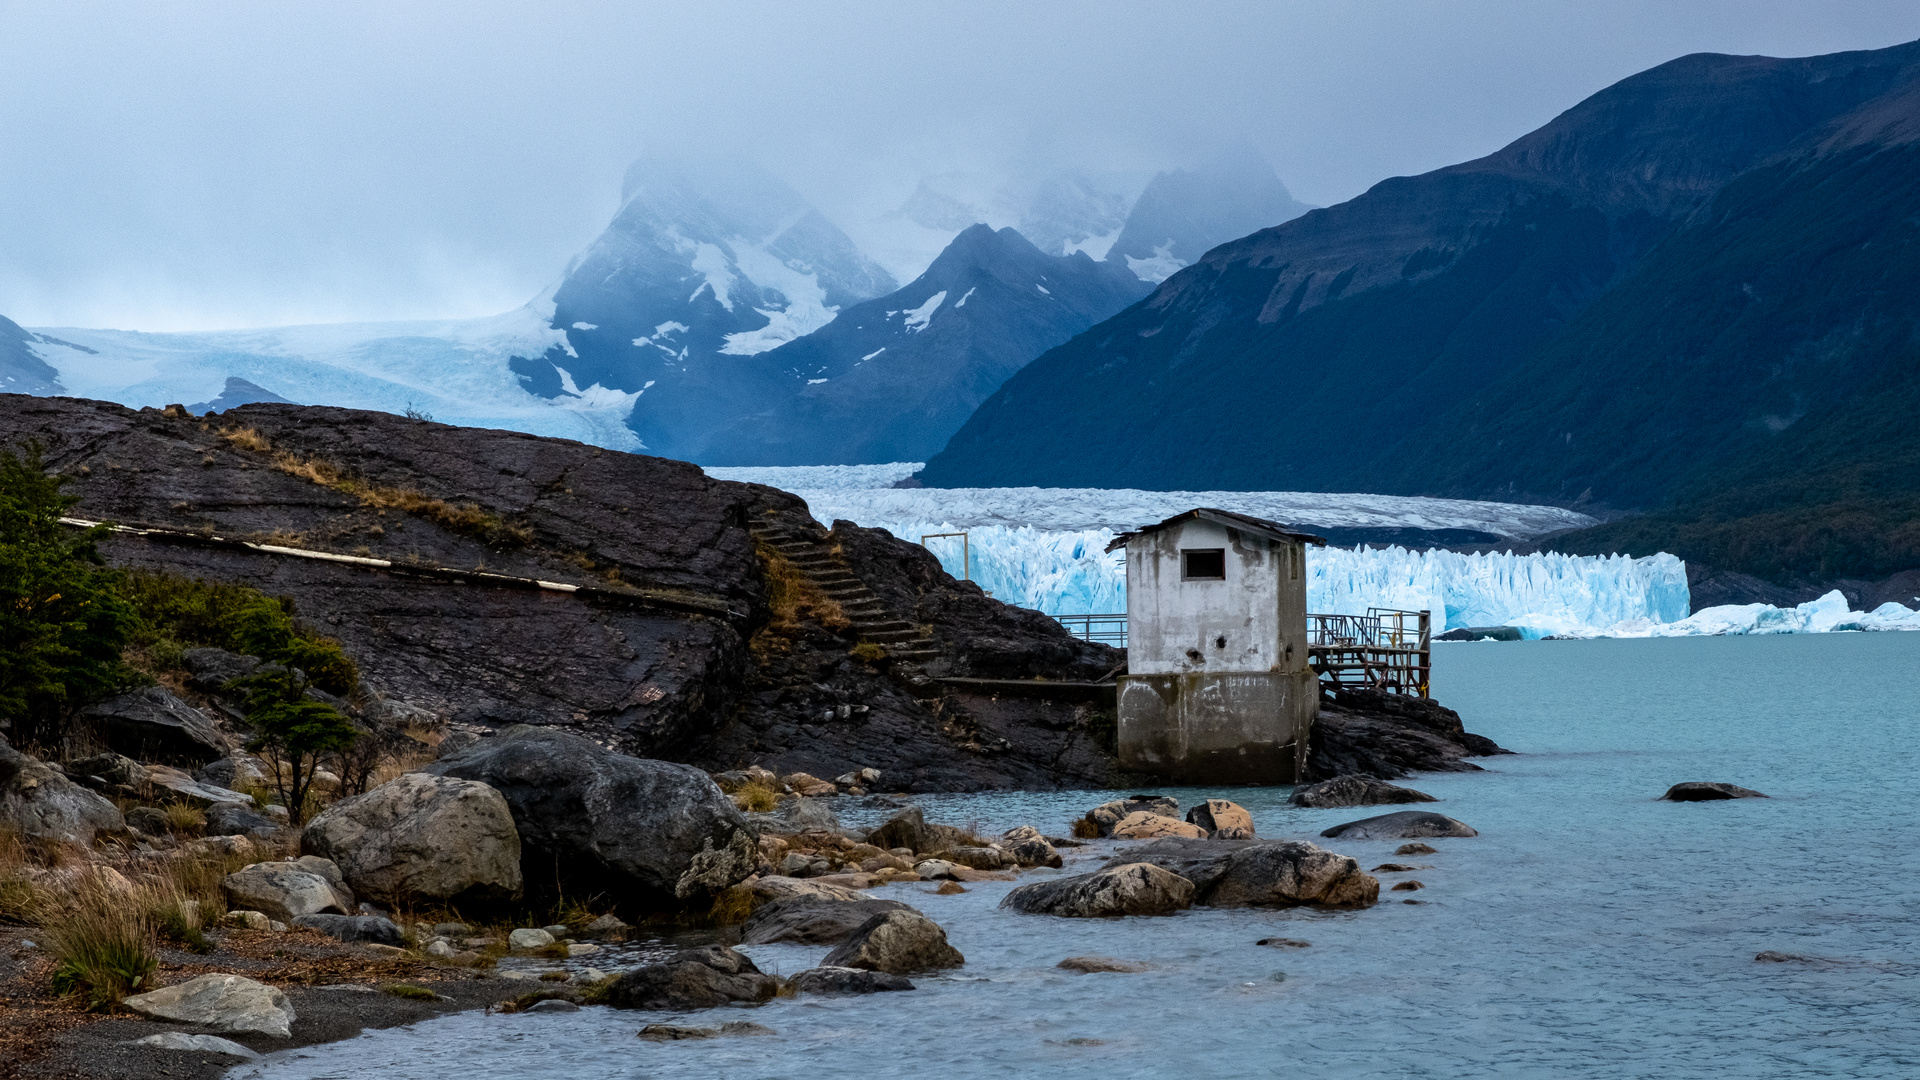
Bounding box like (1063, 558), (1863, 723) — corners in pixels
(1000, 862), (1195, 918)
(786, 966), (915, 995)
(1079, 796), (1181, 837)
(302, 772), (523, 906)
(1661, 782), (1769, 801)
(1184, 799), (1256, 838)
(121, 974), (297, 1038)
(601, 945), (779, 1010)
(1120, 838), (1380, 908)
(1305, 690), (1510, 781)
(0, 736), (124, 845)
(1319, 811), (1478, 841)
(222, 858), (356, 923)
(1290, 775), (1438, 808)
(429, 725), (753, 905)
(77, 685), (228, 765)
(738, 896), (914, 946)
(820, 910), (965, 974)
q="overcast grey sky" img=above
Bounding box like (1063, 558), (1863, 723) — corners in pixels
(2, 1), (1915, 331)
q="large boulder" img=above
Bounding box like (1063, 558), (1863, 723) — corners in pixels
(1000, 862), (1195, 918)
(1185, 799), (1256, 839)
(601, 945), (778, 1010)
(78, 685), (228, 765)
(1290, 775), (1438, 808)
(302, 772), (522, 906)
(195, 753), (270, 791)
(69, 752), (143, 788)
(1080, 795), (1181, 837)
(1662, 782), (1769, 801)
(787, 966), (914, 995)
(999, 826), (1063, 868)
(820, 910), (964, 974)
(1121, 838), (1380, 908)
(739, 896), (914, 945)
(429, 726), (755, 904)
(142, 764), (254, 808)
(1319, 811), (1477, 840)
(222, 858), (356, 922)
(0, 736), (124, 845)
(121, 974), (296, 1038)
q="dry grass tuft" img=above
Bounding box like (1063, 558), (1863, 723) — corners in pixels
(45, 874), (158, 1010)
(161, 802), (206, 835)
(755, 540), (848, 634)
(730, 777), (780, 813)
(1070, 817), (1101, 839)
(849, 641), (888, 664)
(220, 426), (272, 454)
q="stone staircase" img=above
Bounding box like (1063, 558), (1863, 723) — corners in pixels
(753, 524), (940, 663)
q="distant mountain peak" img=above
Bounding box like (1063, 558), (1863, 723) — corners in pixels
(1106, 149), (1313, 282)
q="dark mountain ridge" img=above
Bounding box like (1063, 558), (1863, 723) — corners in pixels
(919, 40), (1920, 588)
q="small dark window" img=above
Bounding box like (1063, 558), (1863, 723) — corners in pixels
(1182, 548), (1225, 580)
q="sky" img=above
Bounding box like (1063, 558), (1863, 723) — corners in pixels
(2, 1), (1916, 332)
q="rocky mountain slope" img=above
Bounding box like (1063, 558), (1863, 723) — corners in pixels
(1105, 149), (1313, 283)
(0, 394), (1128, 790)
(1, 315), (64, 396)
(689, 225), (1151, 465)
(919, 40), (1920, 589)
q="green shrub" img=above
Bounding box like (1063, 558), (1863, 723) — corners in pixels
(121, 570), (359, 695)
(380, 983), (439, 1001)
(0, 444), (138, 746)
(234, 666), (361, 825)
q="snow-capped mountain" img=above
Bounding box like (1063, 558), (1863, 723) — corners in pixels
(2, 315), (66, 395)
(685, 224), (1150, 465)
(1106, 149), (1314, 282)
(862, 169), (1143, 285)
(510, 156), (897, 451)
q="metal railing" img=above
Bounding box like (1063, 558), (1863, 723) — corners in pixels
(1052, 607), (1432, 698)
(1053, 612), (1129, 647)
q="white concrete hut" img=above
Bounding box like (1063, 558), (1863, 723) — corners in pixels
(1106, 508), (1326, 783)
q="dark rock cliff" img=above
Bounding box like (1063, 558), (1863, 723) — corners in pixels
(0, 395), (1121, 790)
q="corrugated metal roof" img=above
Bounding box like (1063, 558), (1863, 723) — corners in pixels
(1104, 507), (1329, 553)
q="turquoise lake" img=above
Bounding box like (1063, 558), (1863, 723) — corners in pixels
(234, 633), (1920, 1079)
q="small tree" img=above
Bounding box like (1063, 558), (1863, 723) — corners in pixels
(232, 667), (360, 824)
(0, 444), (136, 748)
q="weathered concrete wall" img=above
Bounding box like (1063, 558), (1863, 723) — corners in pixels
(1125, 518), (1307, 676)
(1116, 668), (1316, 784)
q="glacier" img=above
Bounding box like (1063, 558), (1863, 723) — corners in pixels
(706, 463), (1920, 638)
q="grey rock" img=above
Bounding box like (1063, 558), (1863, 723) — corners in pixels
(1257, 937), (1312, 948)
(1319, 811), (1478, 840)
(786, 965), (914, 995)
(125, 805), (172, 835)
(1000, 862), (1194, 918)
(0, 736), (125, 845)
(1124, 837), (1381, 908)
(602, 945), (779, 1010)
(434, 730), (483, 760)
(1184, 798), (1256, 839)
(121, 974), (296, 1038)
(290, 913), (406, 946)
(206, 801), (284, 841)
(182, 647), (264, 694)
(128, 1032), (262, 1059)
(821, 910), (964, 974)
(747, 875), (867, 906)
(1662, 782), (1769, 801)
(1290, 775), (1438, 809)
(78, 685), (228, 765)
(222, 860), (355, 923)
(70, 751), (143, 788)
(508, 928), (554, 950)
(195, 753), (270, 791)
(745, 794), (842, 836)
(998, 826), (1063, 868)
(717, 1021), (776, 1036)
(523, 998), (580, 1013)
(938, 845), (1010, 871)
(142, 764), (254, 808)
(429, 726), (755, 903)
(739, 896), (914, 945)
(302, 772), (522, 906)
(865, 805), (928, 852)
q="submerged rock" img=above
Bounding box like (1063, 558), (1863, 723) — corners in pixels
(1185, 799), (1256, 838)
(122, 974), (296, 1038)
(602, 945), (779, 1010)
(1662, 782), (1769, 801)
(787, 966), (915, 995)
(1121, 838), (1380, 908)
(1395, 843), (1438, 855)
(1319, 811), (1477, 840)
(1057, 955), (1151, 973)
(739, 896), (914, 945)
(1001, 862), (1195, 918)
(1289, 775), (1438, 808)
(430, 725), (755, 904)
(820, 910), (964, 974)
(302, 772), (523, 906)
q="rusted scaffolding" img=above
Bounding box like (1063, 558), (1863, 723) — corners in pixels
(1306, 607), (1431, 697)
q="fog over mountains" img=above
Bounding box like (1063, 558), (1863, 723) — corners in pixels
(12, 150), (1301, 464)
